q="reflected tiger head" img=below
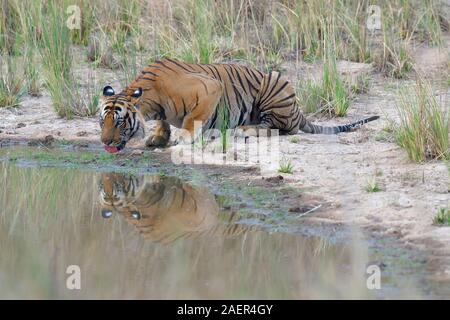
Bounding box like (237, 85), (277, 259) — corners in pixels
(98, 173), (226, 244)
(98, 172), (142, 219)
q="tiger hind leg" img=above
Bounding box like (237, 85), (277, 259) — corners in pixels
(235, 71), (300, 138)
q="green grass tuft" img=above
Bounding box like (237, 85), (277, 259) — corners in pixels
(365, 178), (382, 193)
(433, 208), (450, 226)
(395, 79), (449, 162)
(278, 158), (294, 174)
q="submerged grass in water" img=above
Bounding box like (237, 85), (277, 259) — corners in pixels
(0, 147), (153, 170)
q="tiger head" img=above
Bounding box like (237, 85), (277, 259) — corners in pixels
(99, 85), (146, 153)
(98, 173), (225, 244)
(98, 172), (142, 219)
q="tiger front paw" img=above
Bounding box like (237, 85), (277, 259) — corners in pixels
(234, 125), (273, 138)
(172, 131), (194, 145)
(234, 126), (253, 137)
(145, 134), (169, 148)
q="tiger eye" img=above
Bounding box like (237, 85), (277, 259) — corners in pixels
(131, 211), (141, 220)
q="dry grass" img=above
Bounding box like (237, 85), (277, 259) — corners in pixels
(0, 0), (448, 117)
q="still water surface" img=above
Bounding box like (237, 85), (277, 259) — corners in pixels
(0, 162), (443, 299)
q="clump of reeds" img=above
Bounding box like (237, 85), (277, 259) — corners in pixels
(40, 2), (99, 117)
(15, 0), (42, 96)
(39, 2), (76, 117)
(0, 55), (25, 108)
(395, 78), (449, 162)
(295, 20), (351, 117)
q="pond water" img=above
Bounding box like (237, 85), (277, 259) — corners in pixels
(0, 160), (446, 299)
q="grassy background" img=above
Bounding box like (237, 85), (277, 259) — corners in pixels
(0, 0), (449, 160)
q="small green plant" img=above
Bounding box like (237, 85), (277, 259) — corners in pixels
(157, 171), (167, 177)
(365, 178), (381, 193)
(278, 158), (294, 174)
(433, 208), (450, 226)
(0, 55), (25, 108)
(289, 136), (300, 144)
(395, 79), (449, 162)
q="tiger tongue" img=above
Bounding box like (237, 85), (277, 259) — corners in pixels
(104, 145), (119, 153)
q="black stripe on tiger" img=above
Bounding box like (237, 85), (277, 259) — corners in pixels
(99, 58), (381, 152)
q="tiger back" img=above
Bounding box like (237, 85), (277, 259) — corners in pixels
(99, 58), (379, 152)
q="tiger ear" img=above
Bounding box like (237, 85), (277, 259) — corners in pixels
(103, 86), (115, 96)
(131, 87), (143, 98)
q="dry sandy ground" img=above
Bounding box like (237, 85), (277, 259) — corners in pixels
(1, 37), (449, 280)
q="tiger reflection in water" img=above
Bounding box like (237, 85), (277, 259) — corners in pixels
(98, 173), (254, 244)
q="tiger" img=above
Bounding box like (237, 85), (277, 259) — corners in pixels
(99, 58), (379, 153)
(98, 172), (256, 244)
